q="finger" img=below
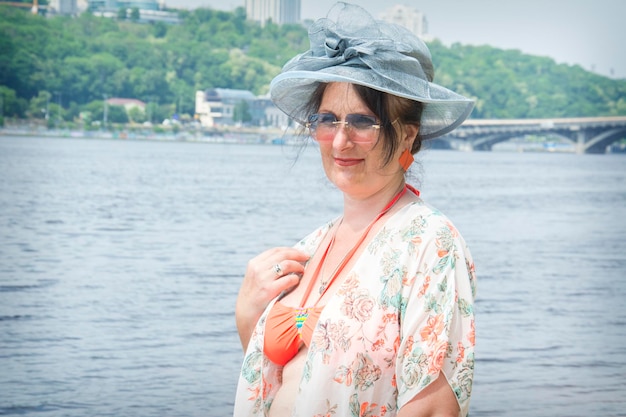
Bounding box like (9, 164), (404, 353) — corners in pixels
(260, 247), (310, 264)
(270, 273), (301, 295)
(251, 272), (300, 304)
(272, 259), (306, 278)
(279, 248), (311, 263)
(270, 261), (285, 277)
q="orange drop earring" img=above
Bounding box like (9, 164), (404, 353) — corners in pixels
(399, 149), (414, 171)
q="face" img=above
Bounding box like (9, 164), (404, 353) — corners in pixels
(315, 82), (414, 199)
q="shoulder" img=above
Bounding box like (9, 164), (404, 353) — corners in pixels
(390, 199), (465, 241)
(381, 199), (474, 275)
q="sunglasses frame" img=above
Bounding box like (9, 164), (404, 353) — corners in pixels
(306, 113), (382, 143)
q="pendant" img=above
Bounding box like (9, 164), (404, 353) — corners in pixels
(295, 308), (309, 337)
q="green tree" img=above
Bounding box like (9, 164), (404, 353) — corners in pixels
(233, 100), (251, 124)
(130, 7), (139, 22)
(81, 100), (105, 124)
(127, 106), (146, 123)
(28, 90), (52, 119)
(107, 105), (128, 123)
(0, 86), (27, 117)
(153, 21), (167, 38)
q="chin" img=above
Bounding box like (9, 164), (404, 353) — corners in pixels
(330, 173), (367, 193)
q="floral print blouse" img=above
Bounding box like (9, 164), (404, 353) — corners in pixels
(234, 199), (477, 417)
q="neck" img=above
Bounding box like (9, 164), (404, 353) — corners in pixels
(341, 179), (407, 233)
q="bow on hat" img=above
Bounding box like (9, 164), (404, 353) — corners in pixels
(323, 32), (393, 62)
(283, 9), (433, 84)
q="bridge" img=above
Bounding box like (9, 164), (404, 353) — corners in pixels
(442, 116), (626, 154)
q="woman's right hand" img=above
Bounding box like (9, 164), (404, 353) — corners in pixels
(235, 247), (310, 350)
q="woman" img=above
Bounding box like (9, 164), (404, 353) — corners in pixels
(234, 3), (476, 416)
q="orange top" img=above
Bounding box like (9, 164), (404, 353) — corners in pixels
(263, 185), (417, 366)
(264, 302), (323, 366)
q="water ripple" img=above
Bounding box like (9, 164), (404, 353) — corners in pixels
(1, 137), (625, 417)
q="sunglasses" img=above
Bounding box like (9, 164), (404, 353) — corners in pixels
(305, 113), (381, 144)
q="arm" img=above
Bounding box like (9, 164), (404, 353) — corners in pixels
(397, 373), (459, 417)
(235, 247), (309, 350)
(396, 217), (476, 416)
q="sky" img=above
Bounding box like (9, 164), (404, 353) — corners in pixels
(165, 0), (626, 79)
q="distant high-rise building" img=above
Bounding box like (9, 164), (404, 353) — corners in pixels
(49, 0), (77, 14)
(87, 0), (160, 13)
(379, 4), (430, 41)
(86, 0), (178, 23)
(245, 0), (301, 26)
(76, 0), (89, 12)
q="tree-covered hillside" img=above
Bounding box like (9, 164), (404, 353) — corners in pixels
(427, 42), (626, 119)
(1, 5), (625, 124)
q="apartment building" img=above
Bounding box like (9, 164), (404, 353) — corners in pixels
(245, 0), (301, 26)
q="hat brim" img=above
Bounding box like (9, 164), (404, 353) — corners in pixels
(270, 69), (474, 140)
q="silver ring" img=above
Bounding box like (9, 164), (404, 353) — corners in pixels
(273, 263), (283, 276)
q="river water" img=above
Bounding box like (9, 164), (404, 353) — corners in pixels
(0, 135), (625, 417)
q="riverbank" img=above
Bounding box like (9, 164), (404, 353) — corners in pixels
(3, 124), (625, 153)
(0, 124), (297, 145)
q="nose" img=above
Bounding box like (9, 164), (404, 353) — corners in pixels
(331, 122), (353, 148)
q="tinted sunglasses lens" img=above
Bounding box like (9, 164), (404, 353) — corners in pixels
(346, 114), (379, 143)
(308, 114), (336, 140)
(346, 114), (377, 130)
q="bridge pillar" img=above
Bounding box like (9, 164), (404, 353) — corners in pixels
(458, 142), (475, 152)
(575, 129), (587, 154)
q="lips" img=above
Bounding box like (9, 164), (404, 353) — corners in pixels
(334, 157), (364, 167)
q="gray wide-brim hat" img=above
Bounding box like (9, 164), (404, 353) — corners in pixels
(270, 2), (475, 140)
